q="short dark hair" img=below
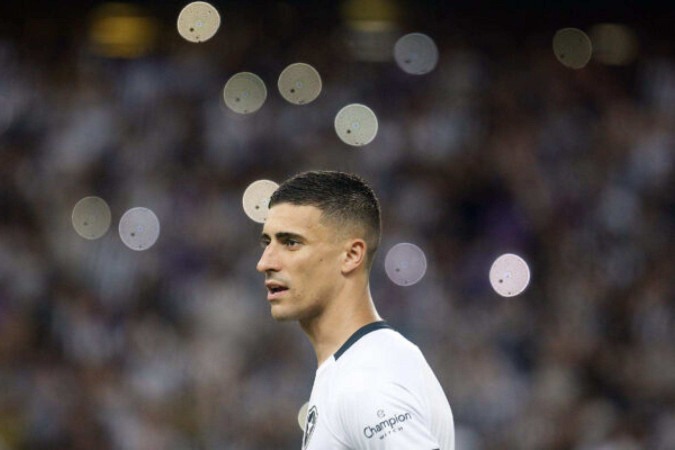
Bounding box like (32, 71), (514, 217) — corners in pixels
(269, 171), (382, 267)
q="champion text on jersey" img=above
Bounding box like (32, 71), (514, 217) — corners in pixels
(363, 410), (413, 440)
(303, 405), (318, 449)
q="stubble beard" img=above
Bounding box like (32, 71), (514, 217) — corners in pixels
(270, 295), (324, 325)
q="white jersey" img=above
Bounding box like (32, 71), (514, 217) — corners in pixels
(301, 322), (454, 450)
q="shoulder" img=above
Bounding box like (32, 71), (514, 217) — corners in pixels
(332, 328), (427, 394)
(340, 328), (424, 369)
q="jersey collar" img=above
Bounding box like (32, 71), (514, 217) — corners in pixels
(334, 321), (393, 360)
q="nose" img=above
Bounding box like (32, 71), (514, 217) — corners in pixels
(256, 244), (280, 273)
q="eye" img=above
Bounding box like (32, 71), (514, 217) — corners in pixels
(284, 239), (300, 248)
(259, 238), (270, 248)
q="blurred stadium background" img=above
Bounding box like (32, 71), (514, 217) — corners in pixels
(0, 0), (673, 449)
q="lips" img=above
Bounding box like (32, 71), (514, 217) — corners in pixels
(265, 281), (289, 301)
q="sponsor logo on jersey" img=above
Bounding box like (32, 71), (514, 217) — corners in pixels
(303, 405), (318, 449)
(363, 410), (412, 440)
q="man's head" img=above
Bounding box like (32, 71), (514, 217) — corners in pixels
(269, 171), (381, 266)
(256, 171), (381, 322)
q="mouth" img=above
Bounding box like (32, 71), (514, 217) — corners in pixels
(266, 282), (289, 301)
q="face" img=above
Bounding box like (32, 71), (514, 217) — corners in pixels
(256, 203), (345, 322)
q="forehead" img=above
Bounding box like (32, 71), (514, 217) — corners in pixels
(262, 203), (327, 235)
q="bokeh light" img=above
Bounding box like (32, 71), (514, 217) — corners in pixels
(384, 243), (428, 286)
(118, 207), (161, 251)
(552, 27), (593, 69)
(177, 1), (221, 43)
(223, 72), (268, 114)
(488, 253), (531, 297)
(87, 2), (159, 58)
(277, 63), (322, 106)
(340, 0), (401, 61)
(71, 196), (112, 240)
(242, 180), (279, 223)
(394, 32), (439, 75)
(297, 402), (309, 430)
(590, 23), (639, 66)
(334, 104), (379, 146)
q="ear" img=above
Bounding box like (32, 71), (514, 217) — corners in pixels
(341, 239), (367, 274)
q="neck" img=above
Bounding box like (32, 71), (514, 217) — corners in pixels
(300, 283), (381, 366)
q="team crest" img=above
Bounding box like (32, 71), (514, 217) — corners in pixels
(303, 405), (318, 449)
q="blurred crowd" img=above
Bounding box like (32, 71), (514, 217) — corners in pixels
(0, 1), (673, 449)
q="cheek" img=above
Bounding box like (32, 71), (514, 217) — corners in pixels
(293, 247), (342, 286)
(309, 257), (342, 288)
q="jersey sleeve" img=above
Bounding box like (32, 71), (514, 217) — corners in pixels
(337, 380), (441, 450)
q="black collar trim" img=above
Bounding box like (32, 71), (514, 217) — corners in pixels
(334, 321), (393, 361)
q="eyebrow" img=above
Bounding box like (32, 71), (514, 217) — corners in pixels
(260, 231), (306, 243)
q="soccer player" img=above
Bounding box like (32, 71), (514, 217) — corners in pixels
(256, 170), (455, 450)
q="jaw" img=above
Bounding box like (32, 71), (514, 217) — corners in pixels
(269, 302), (295, 321)
(270, 294), (325, 324)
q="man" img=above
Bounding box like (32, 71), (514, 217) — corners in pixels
(256, 170), (455, 450)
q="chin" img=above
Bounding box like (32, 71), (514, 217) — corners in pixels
(270, 305), (299, 322)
